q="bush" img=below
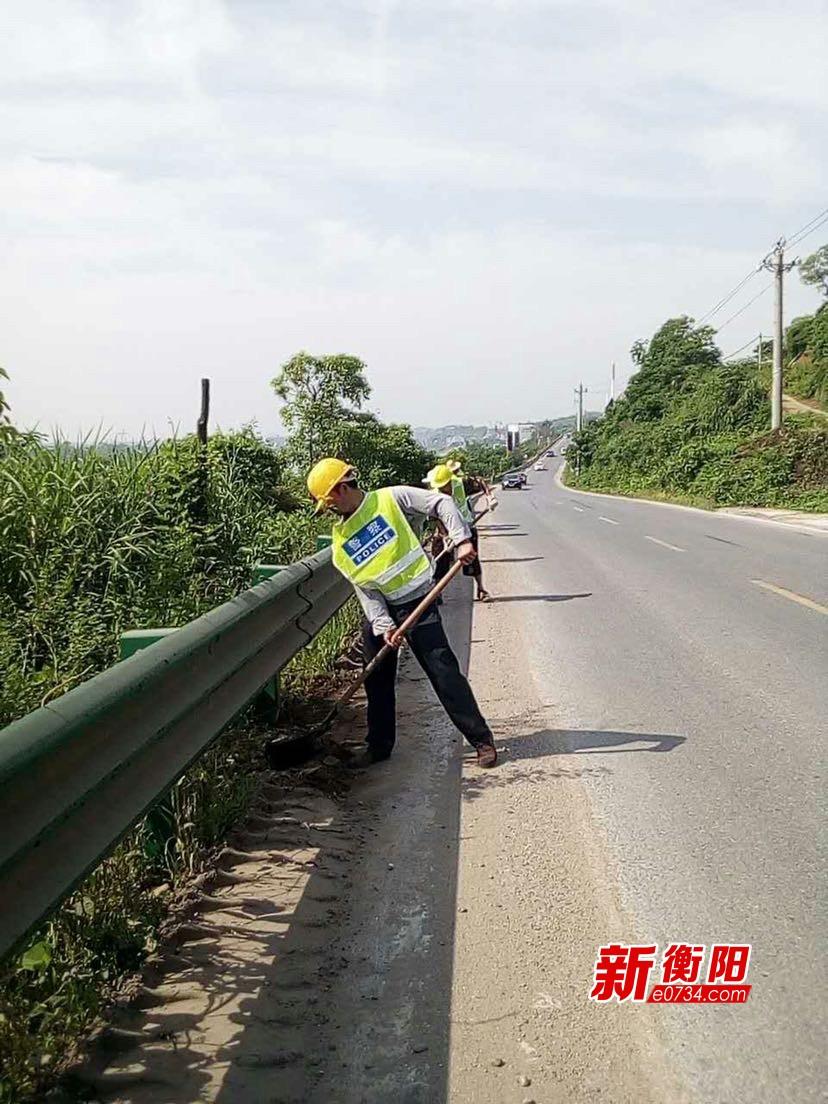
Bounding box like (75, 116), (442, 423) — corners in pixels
(568, 317), (827, 512)
(785, 305), (828, 405)
(0, 430), (322, 727)
(0, 427), (347, 1099)
(0, 389), (435, 1098)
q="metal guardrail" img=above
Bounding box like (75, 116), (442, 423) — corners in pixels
(0, 547), (350, 962)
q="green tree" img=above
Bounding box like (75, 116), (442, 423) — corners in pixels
(337, 414), (434, 488)
(620, 316), (720, 422)
(799, 244), (828, 298)
(271, 352), (371, 471)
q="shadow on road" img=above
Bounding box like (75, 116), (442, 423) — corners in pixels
(461, 762), (612, 802)
(706, 534), (744, 548)
(489, 593), (592, 604)
(460, 729), (685, 803)
(482, 556), (545, 564)
(504, 728), (686, 757)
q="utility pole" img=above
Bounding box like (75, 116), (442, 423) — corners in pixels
(758, 332), (763, 374)
(574, 384), (585, 432)
(610, 362), (616, 402)
(762, 241), (797, 431)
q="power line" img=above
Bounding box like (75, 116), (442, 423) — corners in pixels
(789, 213), (828, 251)
(698, 267), (761, 325)
(715, 282), (773, 333)
(722, 334), (760, 360)
(786, 206), (828, 248)
(700, 202), (827, 326)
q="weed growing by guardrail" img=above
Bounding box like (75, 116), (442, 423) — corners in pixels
(0, 429), (360, 1100)
(0, 429), (320, 728)
(0, 714), (282, 1101)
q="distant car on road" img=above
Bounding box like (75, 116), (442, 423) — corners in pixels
(533, 461), (545, 471)
(501, 472), (524, 489)
(546, 449), (555, 457)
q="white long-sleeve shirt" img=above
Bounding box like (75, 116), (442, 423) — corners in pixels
(345, 485), (471, 635)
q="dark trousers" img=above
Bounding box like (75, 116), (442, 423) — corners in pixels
(361, 600), (494, 756)
(433, 527), (481, 582)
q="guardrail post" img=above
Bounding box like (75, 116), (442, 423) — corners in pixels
(251, 563), (284, 585)
(250, 565), (285, 719)
(119, 630), (180, 861)
(119, 628), (179, 660)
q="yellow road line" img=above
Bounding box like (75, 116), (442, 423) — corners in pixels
(644, 535), (685, 552)
(751, 580), (828, 615)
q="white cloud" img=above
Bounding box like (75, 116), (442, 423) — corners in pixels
(0, 0), (826, 435)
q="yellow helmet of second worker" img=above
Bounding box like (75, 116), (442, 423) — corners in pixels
(447, 459), (464, 475)
(423, 463), (454, 489)
(307, 457), (354, 512)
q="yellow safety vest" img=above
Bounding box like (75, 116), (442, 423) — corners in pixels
(451, 477), (473, 524)
(332, 488), (433, 601)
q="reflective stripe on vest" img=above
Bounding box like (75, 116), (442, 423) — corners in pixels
(451, 477), (473, 523)
(332, 487), (433, 600)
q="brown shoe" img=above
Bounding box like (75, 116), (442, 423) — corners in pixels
(476, 743), (497, 768)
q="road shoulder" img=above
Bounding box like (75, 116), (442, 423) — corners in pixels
(556, 463), (828, 535)
(448, 549), (686, 1103)
(67, 582), (475, 1104)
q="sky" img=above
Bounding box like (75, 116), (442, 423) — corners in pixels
(1, 0), (826, 439)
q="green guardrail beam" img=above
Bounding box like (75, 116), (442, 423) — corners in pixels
(0, 547), (350, 963)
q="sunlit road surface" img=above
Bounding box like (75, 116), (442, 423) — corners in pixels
(476, 457), (827, 1102)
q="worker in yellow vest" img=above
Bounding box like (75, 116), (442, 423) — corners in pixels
(424, 463), (492, 602)
(307, 458), (497, 769)
(449, 458), (494, 505)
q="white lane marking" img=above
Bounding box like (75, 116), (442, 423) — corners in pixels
(573, 506), (584, 513)
(599, 516), (619, 525)
(644, 535), (685, 552)
(752, 579), (828, 615)
(554, 462), (826, 537)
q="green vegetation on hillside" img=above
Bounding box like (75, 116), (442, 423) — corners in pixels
(785, 304), (828, 406)
(567, 317), (828, 511)
(781, 244), (828, 407)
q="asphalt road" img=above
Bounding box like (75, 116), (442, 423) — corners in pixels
(477, 455), (827, 1102)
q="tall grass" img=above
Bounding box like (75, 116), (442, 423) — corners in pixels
(0, 429), (354, 1100)
(0, 430), (321, 727)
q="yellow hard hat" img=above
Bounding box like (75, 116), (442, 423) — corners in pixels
(423, 463), (454, 489)
(447, 459), (464, 474)
(307, 457), (354, 512)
